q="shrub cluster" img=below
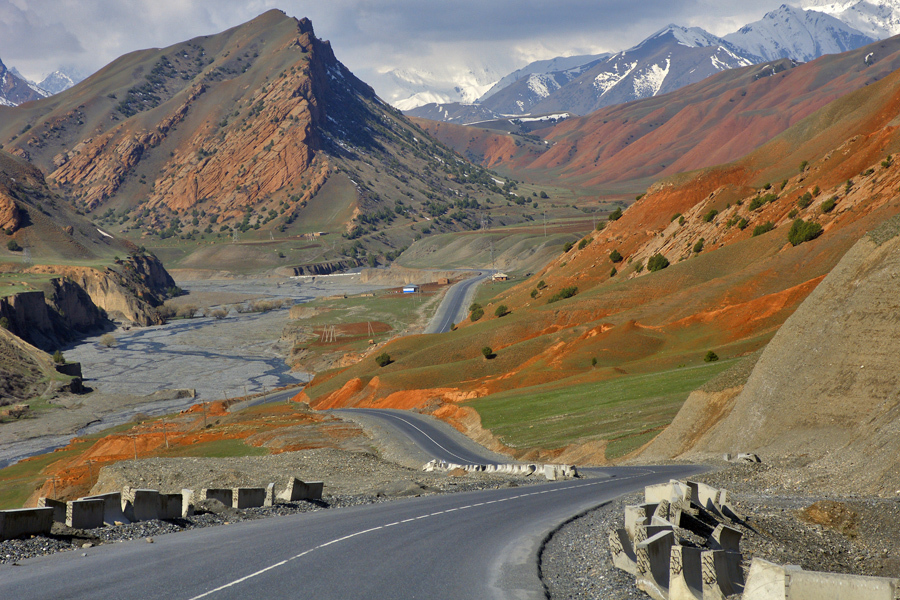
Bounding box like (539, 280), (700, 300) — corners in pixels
(647, 253), (670, 272)
(609, 249), (623, 263)
(752, 222), (775, 237)
(547, 286), (578, 304)
(787, 219), (823, 246)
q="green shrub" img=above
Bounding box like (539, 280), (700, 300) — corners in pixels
(797, 192), (813, 209)
(563, 241), (574, 253)
(820, 197), (837, 214)
(780, 179), (788, 191)
(482, 346), (494, 359)
(737, 218), (749, 230)
(845, 179), (853, 194)
(788, 209), (798, 219)
(595, 221), (606, 232)
(763, 182), (771, 190)
(547, 286), (578, 304)
(591, 357), (598, 367)
(647, 253), (670, 272)
(610, 267), (617, 277)
(530, 289), (538, 299)
(749, 193), (777, 211)
(752, 222), (775, 237)
(882, 155), (893, 168)
(375, 353), (392, 367)
(799, 160), (808, 172)
(609, 249), (623, 263)
(469, 303), (482, 313)
(577, 237), (591, 250)
(494, 305), (509, 317)
(813, 185), (820, 197)
(693, 238), (704, 253)
(6, 240), (21, 252)
(52, 350), (65, 364)
(671, 213), (681, 222)
(635, 262), (644, 273)
(536, 280), (547, 290)
(788, 218), (823, 246)
(703, 209), (719, 223)
(863, 168), (875, 176)
(704, 350), (719, 362)
(470, 307), (484, 321)
(539, 191), (548, 199)
(608, 207), (623, 221)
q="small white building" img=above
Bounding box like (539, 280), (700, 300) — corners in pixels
(402, 285), (420, 293)
(492, 273), (509, 282)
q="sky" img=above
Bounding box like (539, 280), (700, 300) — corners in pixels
(0, 0), (796, 104)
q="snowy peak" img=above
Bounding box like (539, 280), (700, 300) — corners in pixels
(478, 53), (607, 102)
(724, 4), (875, 62)
(39, 70), (78, 95)
(804, 0), (900, 38)
(0, 57), (50, 106)
(645, 24), (730, 48)
(387, 66), (499, 111)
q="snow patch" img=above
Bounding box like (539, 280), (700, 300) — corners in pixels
(632, 58), (670, 97)
(593, 60), (638, 95)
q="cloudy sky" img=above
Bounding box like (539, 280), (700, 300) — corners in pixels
(1, 0), (794, 104)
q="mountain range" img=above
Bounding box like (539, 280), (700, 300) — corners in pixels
(0, 11), (530, 268)
(405, 3), (884, 122)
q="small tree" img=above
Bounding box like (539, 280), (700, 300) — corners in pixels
(539, 191), (549, 199)
(470, 306), (484, 321)
(609, 249), (623, 263)
(6, 240), (21, 252)
(99, 333), (117, 348)
(375, 352), (392, 367)
(177, 304), (199, 319)
(494, 305), (509, 317)
(647, 253), (670, 272)
(608, 207), (623, 221)
(209, 308), (228, 320)
(820, 197), (837, 214)
(591, 357), (598, 367)
(52, 350), (65, 364)
(530, 289), (538, 299)
(788, 219), (823, 246)
(481, 346), (494, 359)
(704, 350), (719, 362)
(610, 267), (617, 277)
(752, 222), (775, 237)
(703, 209), (718, 223)
(693, 238), (704, 253)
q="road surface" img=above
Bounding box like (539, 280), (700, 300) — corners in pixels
(424, 271), (492, 334)
(0, 407), (705, 599)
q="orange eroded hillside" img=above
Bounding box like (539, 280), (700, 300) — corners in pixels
(417, 36), (900, 192)
(300, 59), (900, 458)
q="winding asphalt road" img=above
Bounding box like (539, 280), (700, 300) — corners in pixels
(424, 271), (492, 334)
(0, 408), (704, 599)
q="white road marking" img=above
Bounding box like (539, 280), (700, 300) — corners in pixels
(188, 469), (657, 599)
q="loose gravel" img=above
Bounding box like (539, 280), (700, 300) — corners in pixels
(540, 461), (900, 600)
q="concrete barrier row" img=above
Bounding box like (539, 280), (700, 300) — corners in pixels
(0, 477), (326, 540)
(422, 459), (578, 480)
(743, 558), (900, 600)
(610, 479), (746, 600)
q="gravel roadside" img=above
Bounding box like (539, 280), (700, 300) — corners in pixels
(540, 460), (900, 600)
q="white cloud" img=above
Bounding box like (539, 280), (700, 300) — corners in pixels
(0, 0), (792, 97)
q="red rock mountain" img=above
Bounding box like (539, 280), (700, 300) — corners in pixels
(418, 35), (900, 194)
(0, 11), (507, 258)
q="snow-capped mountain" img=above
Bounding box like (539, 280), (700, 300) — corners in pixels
(803, 0), (900, 38)
(0, 58), (49, 106)
(39, 70), (79, 95)
(724, 4), (875, 62)
(528, 25), (757, 115)
(385, 66), (500, 111)
(478, 54), (608, 102)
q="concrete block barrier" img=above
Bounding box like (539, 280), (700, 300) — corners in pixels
(232, 488), (266, 509)
(609, 528), (638, 575)
(636, 529), (675, 600)
(66, 499), (105, 529)
(710, 523), (742, 552)
(703, 549), (744, 598)
(82, 492), (130, 525)
(38, 497), (67, 523)
(265, 483), (275, 507)
(123, 488), (161, 522)
(182, 489), (195, 518)
(669, 544), (703, 600)
(686, 480), (721, 510)
(0, 507), (54, 541)
(201, 488), (233, 506)
(645, 480), (690, 505)
(277, 478), (324, 502)
(743, 559), (801, 600)
(158, 493), (183, 520)
(787, 569), (899, 600)
(624, 505), (650, 540)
